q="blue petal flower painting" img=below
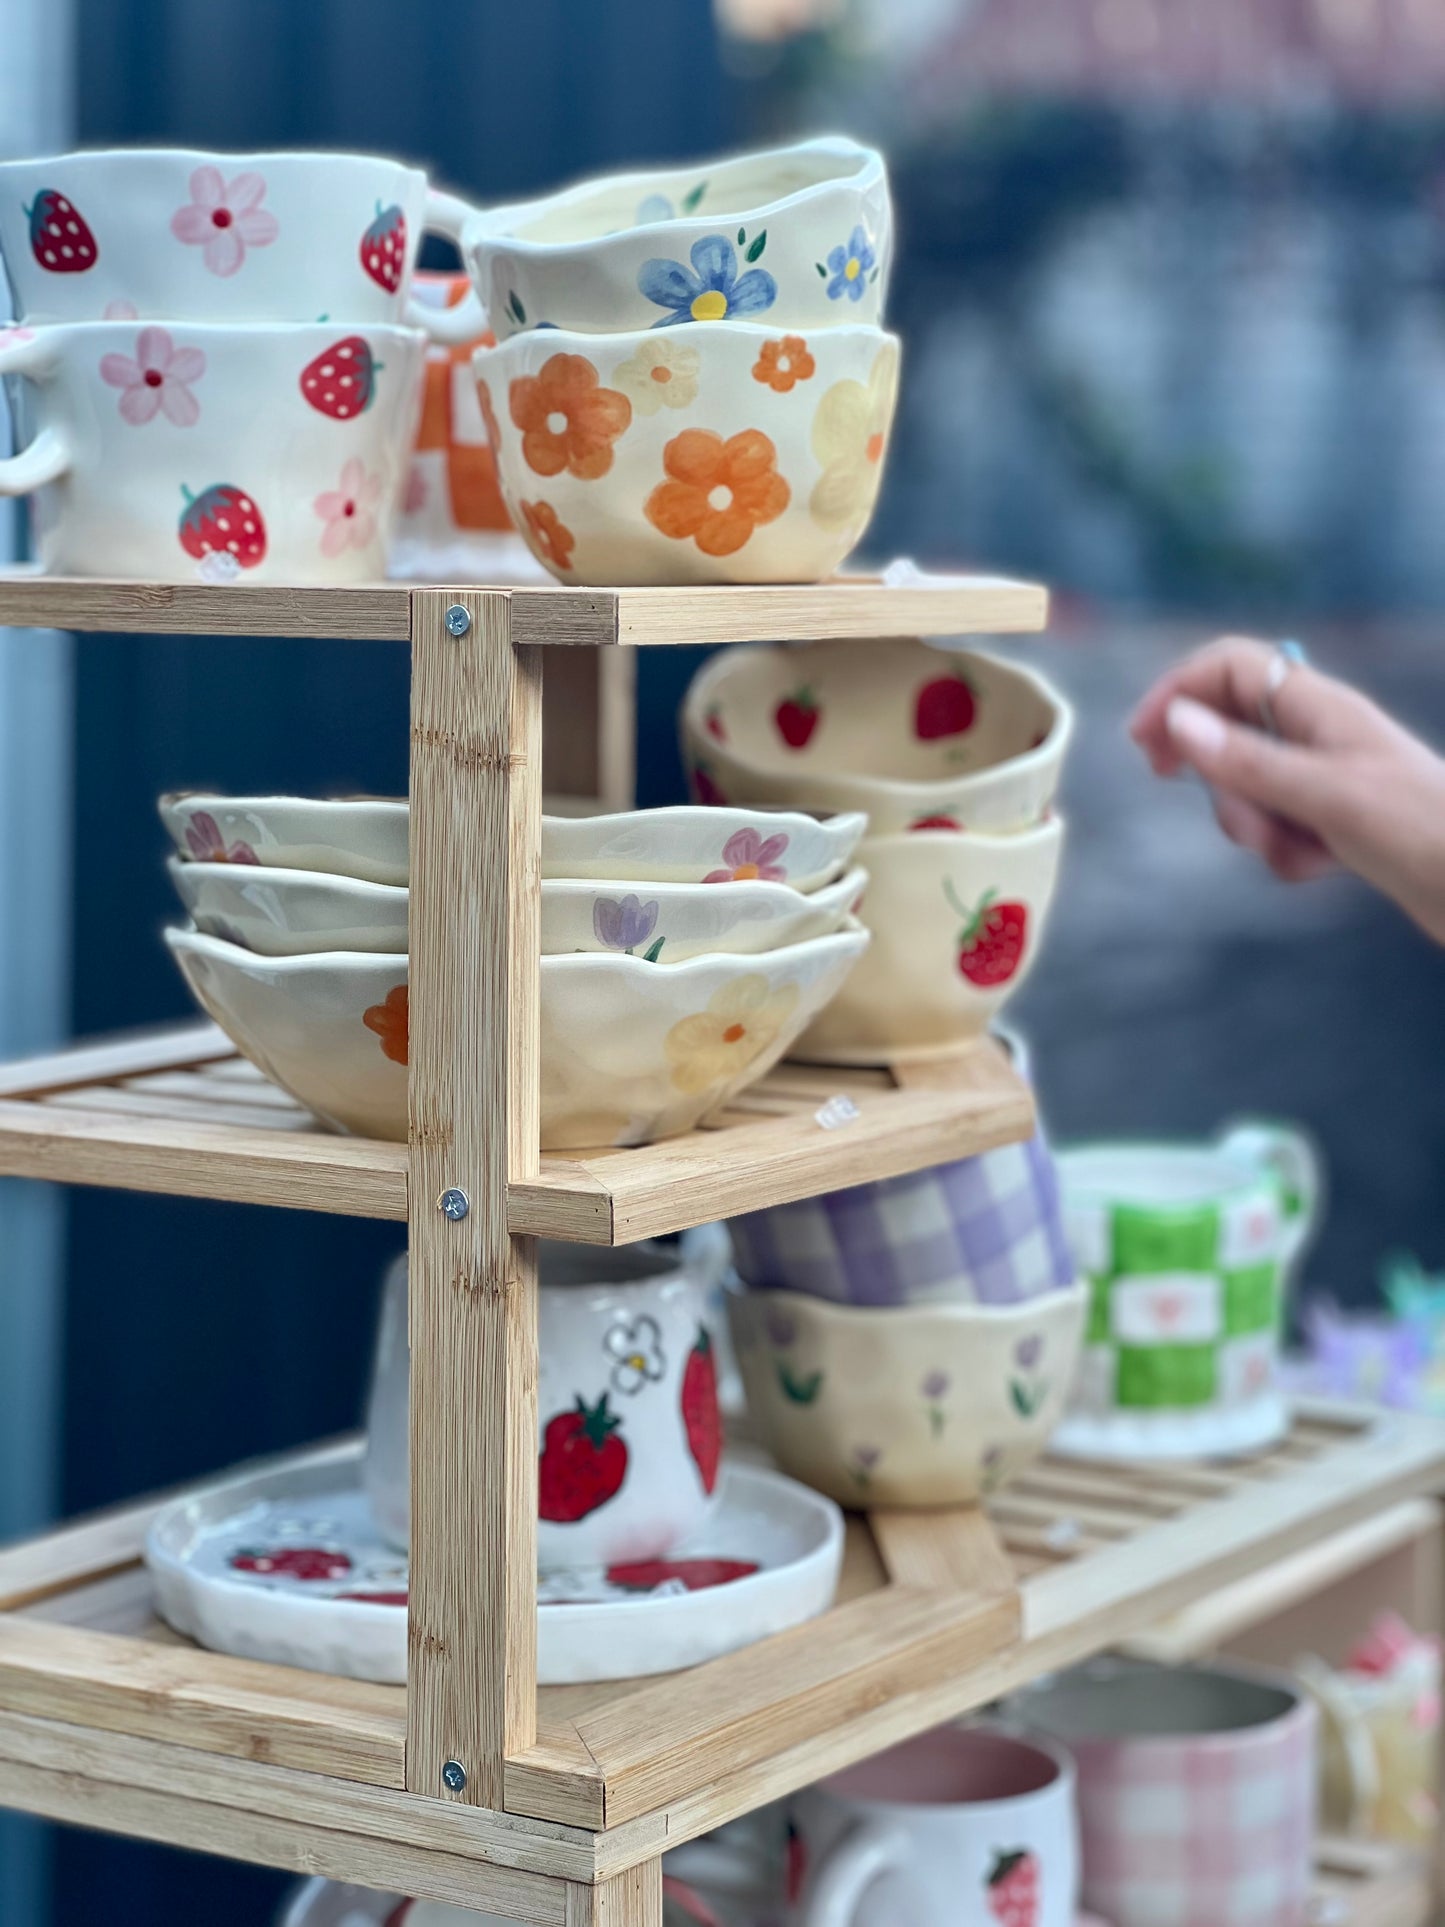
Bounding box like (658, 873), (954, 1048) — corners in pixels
(638, 235), (778, 327)
(824, 225), (876, 302)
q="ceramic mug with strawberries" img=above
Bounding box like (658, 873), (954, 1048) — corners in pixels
(0, 149), (480, 337)
(789, 1722), (1078, 1927)
(0, 319), (424, 580)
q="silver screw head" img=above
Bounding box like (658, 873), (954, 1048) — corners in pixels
(442, 1759), (467, 1792)
(439, 1186), (470, 1222)
(444, 603), (471, 637)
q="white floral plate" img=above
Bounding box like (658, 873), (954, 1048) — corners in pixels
(145, 1441), (843, 1686)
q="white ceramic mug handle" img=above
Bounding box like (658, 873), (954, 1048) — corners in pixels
(1219, 1118), (1322, 1263)
(1296, 1654), (1380, 1834)
(800, 1823), (903, 1927)
(0, 333), (69, 495)
(403, 189), (488, 344)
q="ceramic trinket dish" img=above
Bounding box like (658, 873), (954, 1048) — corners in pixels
(1053, 1123), (1321, 1461)
(0, 148), (479, 333)
(475, 320), (899, 585)
(462, 136), (891, 340)
(682, 636), (1073, 835)
(165, 921), (869, 1148)
(729, 1282), (1085, 1508)
(0, 320), (426, 581)
(145, 1441), (843, 1685)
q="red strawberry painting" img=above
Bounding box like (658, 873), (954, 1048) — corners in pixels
(915, 669), (976, 741)
(910, 813), (962, 832)
(944, 880), (1028, 988)
(691, 762), (728, 807)
(178, 483), (267, 569)
(605, 1556), (756, 1592)
(681, 1327), (721, 1494)
(26, 190), (97, 272)
(774, 687), (820, 748)
(704, 705), (727, 742)
(360, 202), (407, 293)
(299, 335), (381, 418)
(539, 1393), (628, 1522)
(986, 1847), (1041, 1927)
(230, 1545), (352, 1582)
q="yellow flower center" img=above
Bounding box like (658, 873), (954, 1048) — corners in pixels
(691, 289), (729, 321)
(722, 1022), (747, 1043)
(845, 257), (861, 281)
(731, 862), (760, 880)
(651, 364), (672, 383)
(626, 1353), (646, 1370)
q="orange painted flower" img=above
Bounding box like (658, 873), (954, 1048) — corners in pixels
(645, 427), (790, 559)
(509, 352), (631, 481)
(363, 984), (409, 1066)
(752, 335), (815, 394)
(520, 499), (575, 572)
(476, 376), (502, 452)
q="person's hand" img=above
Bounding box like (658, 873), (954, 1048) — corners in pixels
(1129, 635), (1445, 944)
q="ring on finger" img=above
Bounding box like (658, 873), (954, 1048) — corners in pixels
(1259, 638), (1308, 738)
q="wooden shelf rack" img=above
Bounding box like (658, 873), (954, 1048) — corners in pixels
(1, 571), (1441, 1924)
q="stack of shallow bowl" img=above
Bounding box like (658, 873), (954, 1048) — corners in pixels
(681, 633), (1073, 1063)
(159, 792), (870, 1149)
(0, 147), (482, 580)
(463, 136), (899, 585)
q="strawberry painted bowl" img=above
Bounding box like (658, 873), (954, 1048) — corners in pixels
(795, 819), (1064, 1066)
(164, 920), (868, 1149)
(681, 637), (1073, 835)
(461, 135), (891, 341)
(168, 856), (867, 962)
(474, 320), (899, 586)
(729, 1282), (1087, 1508)
(159, 794), (866, 892)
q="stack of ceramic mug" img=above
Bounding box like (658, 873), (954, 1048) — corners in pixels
(0, 148), (483, 581)
(681, 633), (1073, 1063)
(462, 137), (899, 586)
(158, 790), (870, 1149)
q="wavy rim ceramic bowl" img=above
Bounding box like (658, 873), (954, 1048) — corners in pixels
(165, 920), (869, 1149)
(169, 855), (869, 961)
(796, 818), (1065, 1065)
(159, 794), (867, 890)
(474, 320), (900, 586)
(681, 638), (1074, 835)
(463, 135), (891, 340)
(729, 1282), (1086, 1508)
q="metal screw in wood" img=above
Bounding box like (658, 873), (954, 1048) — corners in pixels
(444, 604), (471, 638)
(441, 1760), (467, 1792)
(438, 1187), (470, 1221)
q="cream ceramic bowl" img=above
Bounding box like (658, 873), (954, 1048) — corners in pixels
(463, 136), (891, 340)
(681, 637), (1073, 835)
(159, 794), (866, 891)
(796, 819), (1064, 1065)
(170, 855), (866, 962)
(729, 1283), (1086, 1508)
(165, 921), (869, 1149)
(474, 320), (900, 586)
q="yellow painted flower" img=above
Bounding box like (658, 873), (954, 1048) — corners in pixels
(809, 341), (900, 531)
(664, 975), (800, 1096)
(612, 337), (701, 417)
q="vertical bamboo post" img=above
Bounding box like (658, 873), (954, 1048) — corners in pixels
(566, 1862), (663, 1927)
(406, 588), (542, 1807)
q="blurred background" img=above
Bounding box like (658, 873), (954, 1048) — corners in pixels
(3, 0), (1445, 1920)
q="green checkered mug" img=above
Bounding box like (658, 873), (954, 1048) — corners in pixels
(1052, 1122), (1320, 1460)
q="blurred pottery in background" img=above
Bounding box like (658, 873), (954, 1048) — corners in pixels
(475, 321), (899, 585)
(1053, 1123), (1321, 1461)
(729, 1282), (1085, 1508)
(682, 637), (1071, 835)
(0, 319), (425, 580)
(462, 136), (891, 340)
(795, 818), (1063, 1064)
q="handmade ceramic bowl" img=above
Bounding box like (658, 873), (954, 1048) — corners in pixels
(165, 921), (868, 1149)
(160, 794), (866, 892)
(729, 1283), (1085, 1508)
(170, 856), (866, 961)
(0, 320), (425, 581)
(681, 637), (1073, 835)
(364, 1243), (724, 1570)
(463, 136), (891, 341)
(795, 819), (1064, 1065)
(0, 149), (479, 333)
(728, 1129), (1075, 1309)
(1053, 1124), (1321, 1462)
(474, 321), (899, 586)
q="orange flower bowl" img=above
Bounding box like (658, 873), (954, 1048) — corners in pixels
(473, 320), (900, 586)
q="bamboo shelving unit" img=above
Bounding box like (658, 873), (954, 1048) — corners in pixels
(0, 570), (1442, 1926)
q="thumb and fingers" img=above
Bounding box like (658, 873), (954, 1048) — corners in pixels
(1160, 689), (1342, 844)
(1129, 634), (1355, 776)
